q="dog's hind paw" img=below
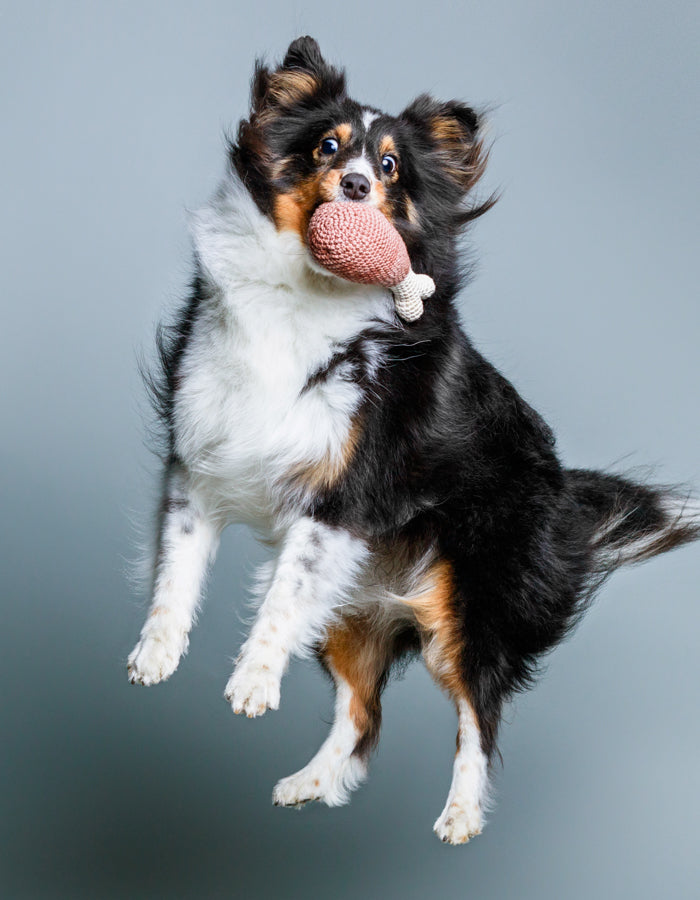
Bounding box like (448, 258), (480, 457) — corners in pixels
(272, 753), (366, 808)
(272, 771), (320, 808)
(433, 802), (483, 845)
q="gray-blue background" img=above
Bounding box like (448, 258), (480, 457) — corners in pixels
(2, 1), (698, 897)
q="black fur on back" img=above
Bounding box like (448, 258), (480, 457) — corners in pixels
(304, 304), (698, 754)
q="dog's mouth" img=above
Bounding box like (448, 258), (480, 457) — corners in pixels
(272, 175), (396, 247)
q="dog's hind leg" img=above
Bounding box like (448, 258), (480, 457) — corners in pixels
(430, 695), (489, 845)
(407, 559), (490, 844)
(128, 460), (219, 686)
(272, 610), (406, 807)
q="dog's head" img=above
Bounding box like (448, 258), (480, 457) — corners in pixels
(230, 37), (494, 277)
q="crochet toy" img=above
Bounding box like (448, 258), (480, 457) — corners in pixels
(307, 202), (436, 322)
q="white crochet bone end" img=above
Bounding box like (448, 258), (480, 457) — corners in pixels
(391, 270), (436, 322)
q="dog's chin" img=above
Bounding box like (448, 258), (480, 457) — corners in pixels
(303, 246), (388, 300)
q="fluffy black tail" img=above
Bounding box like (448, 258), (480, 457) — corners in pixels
(567, 469), (700, 583)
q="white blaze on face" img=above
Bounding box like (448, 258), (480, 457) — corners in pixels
(332, 110), (383, 205)
(362, 109), (379, 130)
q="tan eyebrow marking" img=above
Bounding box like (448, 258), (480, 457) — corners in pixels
(379, 135), (398, 159)
(378, 135), (399, 182)
(336, 123), (353, 144)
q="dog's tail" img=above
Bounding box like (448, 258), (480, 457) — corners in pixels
(566, 469), (700, 586)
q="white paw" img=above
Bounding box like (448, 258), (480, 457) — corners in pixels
(224, 662), (281, 717)
(127, 630), (187, 686)
(272, 768), (324, 808)
(433, 802), (483, 845)
(273, 756), (366, 808)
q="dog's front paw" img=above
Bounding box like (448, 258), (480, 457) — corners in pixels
(127, 630), (187, 686)
(433, 802), (483, 845)
(224, 662), (281, 717)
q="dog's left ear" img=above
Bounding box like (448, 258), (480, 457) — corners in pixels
(401, 95), (486, 194)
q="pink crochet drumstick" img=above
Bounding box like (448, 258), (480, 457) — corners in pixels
(307, 202), (435, 322)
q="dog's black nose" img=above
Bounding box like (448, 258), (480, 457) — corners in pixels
(340, 173), (371, 201)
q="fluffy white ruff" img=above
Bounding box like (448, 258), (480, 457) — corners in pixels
(174, 168), (394, 532)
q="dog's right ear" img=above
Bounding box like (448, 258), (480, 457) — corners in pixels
(231, 38), (346, 216)
(249, 36), (346, 120)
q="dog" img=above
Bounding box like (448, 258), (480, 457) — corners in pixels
(127, 36), (699, 844)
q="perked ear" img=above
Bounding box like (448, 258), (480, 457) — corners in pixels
(281, 35), (328, 74)
(231, 38), (346, 216)
(249, 36), (346, 119)
(401, 94), (487, 194)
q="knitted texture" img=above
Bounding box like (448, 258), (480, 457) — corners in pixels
(307, 201), (436, 322)
(392, 271), (436, 322)
(308, 202), (410, 286)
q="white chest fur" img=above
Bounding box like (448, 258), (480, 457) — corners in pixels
(172, 172), (392, 529)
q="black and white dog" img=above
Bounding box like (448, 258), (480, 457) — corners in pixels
(128, 37), (699, 844)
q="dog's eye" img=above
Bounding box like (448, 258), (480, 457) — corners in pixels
(381, 154), (397, 175)
(319, 138), (339, 156)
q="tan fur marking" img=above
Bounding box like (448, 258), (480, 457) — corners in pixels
(405, 197), (419, 226)
(266, 70), (319, 111)
(403, 559), (465, 699)
(349, 694), (371, 739)
(273, 192), (306, 236)
(378, 136), (399, 186)
(148, 605), (168, 618)
(429, 115), (490, 193)
(291, 415), (363, 491)
(317, 169), (343, 203)
(431, 115), (468, 147)
(324, 614), (387, 739)
(269, 156), (290, 180)
(335, 123), (353, 144)
(379, 135), (398, 158)
(374, 179), (396, 222)
(313, 124), (354, 163)
(273, 170), (343, 236)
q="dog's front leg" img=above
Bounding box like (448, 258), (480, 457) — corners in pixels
(225, 517), (368, 717)
(128, 461), (219, 685)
